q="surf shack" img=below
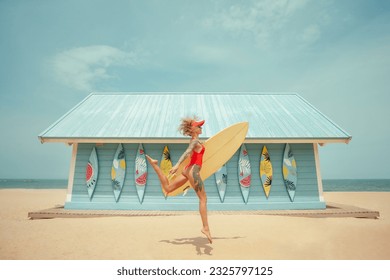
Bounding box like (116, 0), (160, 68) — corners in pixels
(38, 93), (351, 211)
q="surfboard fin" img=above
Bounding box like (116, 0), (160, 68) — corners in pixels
(182, 186), (190, 196)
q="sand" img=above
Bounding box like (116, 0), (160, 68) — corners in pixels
(0, 189), (389, 260)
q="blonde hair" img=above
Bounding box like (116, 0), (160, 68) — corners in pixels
(178, 116), (199, 136)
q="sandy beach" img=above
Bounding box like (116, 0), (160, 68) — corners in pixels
(0, 189), (389, 260)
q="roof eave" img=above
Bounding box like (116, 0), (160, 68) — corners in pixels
(246, 137), (352, 144)
(39, 136), (352, 145)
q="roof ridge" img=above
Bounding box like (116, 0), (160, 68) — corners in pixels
(89, 91), (299, 96)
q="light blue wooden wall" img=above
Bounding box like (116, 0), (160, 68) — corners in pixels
(65, 143), (325, 210)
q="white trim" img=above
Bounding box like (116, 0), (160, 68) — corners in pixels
(245, 138), (351, 144)
(40, 137), (351, 144)
(66, 143), (78, 202)
(313, 143), (324, 202)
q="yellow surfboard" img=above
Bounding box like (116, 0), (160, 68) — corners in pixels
(166, 122), (249, 196)
(160, 146), (173, 177)
(260, 145), (273, 198)
(160, 145), (173, 197)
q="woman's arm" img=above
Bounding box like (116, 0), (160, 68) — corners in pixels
(170, 139), (199, 174)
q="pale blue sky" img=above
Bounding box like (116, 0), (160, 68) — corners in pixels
(0, 0), (389, 179)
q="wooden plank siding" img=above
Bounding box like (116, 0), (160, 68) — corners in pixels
(65, 143), (325, 210)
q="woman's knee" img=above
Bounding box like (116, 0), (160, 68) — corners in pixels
(198, 192), (207, 203)
(192, 168), (204, 192)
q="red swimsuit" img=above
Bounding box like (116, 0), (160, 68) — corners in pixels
(186, 145), (205, 169)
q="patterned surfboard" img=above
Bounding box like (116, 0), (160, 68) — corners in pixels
(160, 145), (172, 198)
(259, 145), (273, 198)
(215, 164), (227, 203)
(135, 143), (147, 204)
(283, 144), (297, 202)
(85, 147), (98, 200)
(238, 144), (251, 204)
(111, 144), (126, 202)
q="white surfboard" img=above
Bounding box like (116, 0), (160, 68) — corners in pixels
(283, 144), (297, 202)
(111, 144), (126, 202)
(85, 147), (98, 200)
(238, 144), (251, 204)
(215, 164), (227, 203)
(135, 143), (147, 204)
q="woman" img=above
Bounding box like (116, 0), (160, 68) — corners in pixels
(146, 117), (212, 244)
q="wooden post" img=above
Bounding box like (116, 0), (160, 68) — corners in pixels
(313, 143), (324, 202)
(66, 143), (78, 203)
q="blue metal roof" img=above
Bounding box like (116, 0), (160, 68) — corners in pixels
(39, 92), (352, 144)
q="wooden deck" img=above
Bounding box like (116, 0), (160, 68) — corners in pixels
(28, 202), (380, 220)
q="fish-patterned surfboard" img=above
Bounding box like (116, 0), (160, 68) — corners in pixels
(135, 143), (147, 204)
(160, 145), (172, 198)
(283, 144), (297, 202)
(238, 144), (251, 204)
(215, 164), (227, 203)
(259, 145), (273, 198)
(111, 144), (126, 202)
(86, 147), (98, 200)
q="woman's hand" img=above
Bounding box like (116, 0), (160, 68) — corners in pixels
(169, 165), (179, 175)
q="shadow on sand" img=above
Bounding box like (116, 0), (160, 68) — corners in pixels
(160, 236), (244, 256)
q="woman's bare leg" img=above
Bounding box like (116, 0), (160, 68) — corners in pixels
(146, 155), (188, 194)
(188, 165), (212, 244)
(147, 155), (212, 243)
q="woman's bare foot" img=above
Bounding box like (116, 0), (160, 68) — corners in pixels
(201, 228), (212, 244)
(145, 155), (158, 165)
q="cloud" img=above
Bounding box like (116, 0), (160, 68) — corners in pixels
(301, 24), (321, 45)
(50, 45), (139, 91)
(202, 0), (311, 48)
(190, 44), (236, 64)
